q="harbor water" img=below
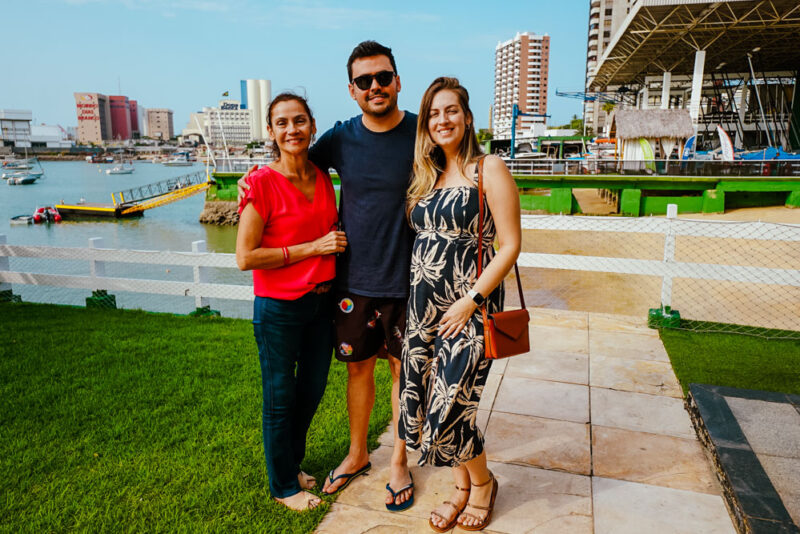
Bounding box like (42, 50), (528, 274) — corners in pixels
(1, 161), (252, 317)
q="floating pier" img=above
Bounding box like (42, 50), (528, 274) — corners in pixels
(56, 170), (211, 219)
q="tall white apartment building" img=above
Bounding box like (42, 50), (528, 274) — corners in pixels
(584, 0), (634, 134)
(493, 32), (550, 138)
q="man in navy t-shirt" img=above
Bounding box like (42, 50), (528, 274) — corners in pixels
(311, 41), (416, 511)
(241, 41), (417, 509)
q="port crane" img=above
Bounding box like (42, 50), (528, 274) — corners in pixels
(510, 103), (550, 159)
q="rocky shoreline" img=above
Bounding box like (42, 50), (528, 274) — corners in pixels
(198, 201), (239, 225)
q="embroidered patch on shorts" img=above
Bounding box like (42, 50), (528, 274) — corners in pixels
(338, 298), (354, 313)
(339, 342), (353, 356)
(393, 326), (403, 339)
(366, 309), (380, 328)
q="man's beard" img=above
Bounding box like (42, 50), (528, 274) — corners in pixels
(362, 92), (397, 117)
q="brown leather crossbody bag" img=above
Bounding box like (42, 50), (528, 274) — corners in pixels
(476, 157), (530, 359)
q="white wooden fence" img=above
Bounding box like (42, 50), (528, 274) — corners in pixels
(1, 205), (798, 327)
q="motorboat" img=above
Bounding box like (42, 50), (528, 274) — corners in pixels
(32, 206), (61, 223)
(10, 215), (34, 225)
(1, 158), (36, 171)
(5, 170), (44, 185)
(107, 163), (135, 174)
(163, 151), (194, 166)
(86, 154), (116, 164)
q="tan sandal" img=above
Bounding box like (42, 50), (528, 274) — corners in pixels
(458, 472), (498, 531)
(428, 484), (470, 532)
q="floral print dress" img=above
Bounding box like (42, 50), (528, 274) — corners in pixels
(398, 181), (503, 467)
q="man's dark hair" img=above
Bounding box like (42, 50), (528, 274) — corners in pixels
(346, 40), (398, 81)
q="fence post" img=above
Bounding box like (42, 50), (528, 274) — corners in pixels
(0, 235), (21, 303)
(86, 237), (116, 309)
(649, 204), (681, 328)
(190, 240), (220, 317)
(192, 240), (209, 309)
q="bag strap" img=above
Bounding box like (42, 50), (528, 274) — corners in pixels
(475, 157), (526, 310)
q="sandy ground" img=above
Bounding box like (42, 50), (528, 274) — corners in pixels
(508, 194), (799, 332)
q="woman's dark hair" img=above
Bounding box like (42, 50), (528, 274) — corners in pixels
(265, 92), (314, 158)
(346, 40), (397, 81)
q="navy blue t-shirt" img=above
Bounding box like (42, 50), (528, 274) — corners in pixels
(309, 112), (416, 298)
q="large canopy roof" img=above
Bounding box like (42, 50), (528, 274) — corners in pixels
(590, 0), (800, 90)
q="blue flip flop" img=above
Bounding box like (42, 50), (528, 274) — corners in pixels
(385, 473), (414, 512)
(324, 462), (371, 493)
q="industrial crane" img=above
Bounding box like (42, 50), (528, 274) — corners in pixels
(510, 103), (550, 159)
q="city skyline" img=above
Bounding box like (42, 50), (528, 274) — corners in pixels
(1, 0), (590, 135)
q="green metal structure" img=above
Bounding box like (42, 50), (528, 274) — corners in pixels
(211, 171), (799, 216)
(514, 174), (800, 216)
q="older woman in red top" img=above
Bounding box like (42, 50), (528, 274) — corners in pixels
(237, 93), (346, 511)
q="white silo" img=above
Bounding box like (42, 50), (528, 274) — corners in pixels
(258, 79), (271, 141)
(246, 79), (262, 140)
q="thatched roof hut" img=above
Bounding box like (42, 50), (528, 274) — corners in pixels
(609, 109), (694, 140)
(609, 108), (694, 163)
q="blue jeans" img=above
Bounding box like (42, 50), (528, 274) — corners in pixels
(252, 291), (333, 498)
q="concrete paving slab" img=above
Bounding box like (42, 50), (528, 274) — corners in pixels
(494, 375), (590, 423)
(333, 445), (438, 521)
(485, 461), (592, 534)
(505, 349), (589, 385)
(316, 502), (450, 534)
(485, 411), (591, 475)
(477, 409), (490, 434)
(592, 477), (736, 534)
(591, 387), (695, 439)
(530, 307), (589, 329)
(316, 311), (738, 534)
(592, 425), (719, 494)
(590, 354), (682, 398)
(478, 372), (503, 412)
(530, 325), (589, 355)
(754, 455), (800, 526)
(589, 330), (670, 362)
(588, 312), (653, 334)
(488, 356), (508, 375)
(726, 397), (800, 458)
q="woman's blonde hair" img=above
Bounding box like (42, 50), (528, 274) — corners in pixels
(407, 77), (483, 215)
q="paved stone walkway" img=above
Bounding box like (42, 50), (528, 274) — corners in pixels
(316, 308), (736, 533)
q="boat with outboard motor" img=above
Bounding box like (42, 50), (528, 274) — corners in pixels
(5, 170), (44, 185)
(106, 162), (135, 174)
(32, 206), (61, 223)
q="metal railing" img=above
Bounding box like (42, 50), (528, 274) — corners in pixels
(504, 158), (800, 177)
(112, 170), (208, 205)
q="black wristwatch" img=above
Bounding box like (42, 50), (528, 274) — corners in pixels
(467, 289), (485, 306)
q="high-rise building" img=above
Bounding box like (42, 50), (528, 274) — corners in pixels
(74, 92), (112, 144)
(0, 109), (32, 148)
(109, 95), (132, 141)
(493, 32), (550, 137)
(584, 0), (633, 134)
(203, 100), (255, 146)
(240, 79), (271, 141)
(129, 100), (140, 137)
(146, 108), (174, 140)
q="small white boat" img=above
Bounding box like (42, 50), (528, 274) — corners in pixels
(163, 157), (193, 167)
(163, 151), (194, 167)
(10, 215), (34, 225)
(5, 170), (44, 185)
(107, 163), (135, 175)
(1, 158), (36, 171)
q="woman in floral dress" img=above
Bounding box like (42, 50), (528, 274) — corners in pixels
(398, 77), (521, 532)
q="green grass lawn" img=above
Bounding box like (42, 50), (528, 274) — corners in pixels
(660, 328), (800, 396)
(0, 302), (393, 533)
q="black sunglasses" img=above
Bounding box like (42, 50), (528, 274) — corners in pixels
(351, 70), (395, 91)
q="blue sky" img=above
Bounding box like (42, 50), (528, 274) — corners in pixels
(2, 0), (589, 133)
